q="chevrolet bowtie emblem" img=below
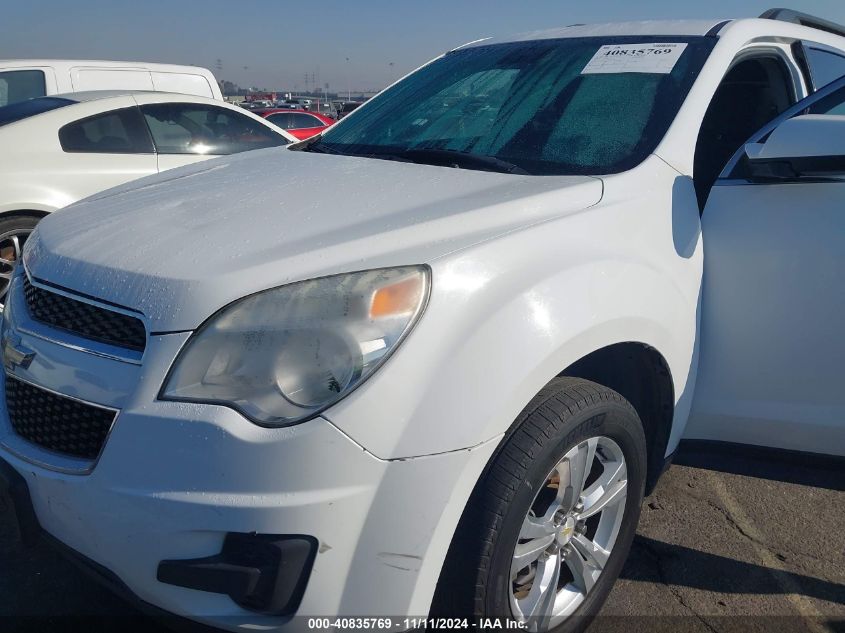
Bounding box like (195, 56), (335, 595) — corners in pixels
(2, 334), (35, 371)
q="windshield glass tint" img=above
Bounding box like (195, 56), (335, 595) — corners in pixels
(318, 37), (715, 175)
(0, 97), (75, 127)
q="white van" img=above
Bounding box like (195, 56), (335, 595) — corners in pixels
(0, 59), (223, 106)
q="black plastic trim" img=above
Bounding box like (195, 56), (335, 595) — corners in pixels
(28, 273), (145, 315)
(705, 20), (732, 37)
(746, 154), (845, 181)
(646, 447), (676, 496)
(5, 373), (118, 461)
(23, 275), (147, 352)
(158, 533), (317, 616)
(790, 40), (815, 92)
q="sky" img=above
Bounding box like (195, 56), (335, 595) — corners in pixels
(3, 0), (845, 93)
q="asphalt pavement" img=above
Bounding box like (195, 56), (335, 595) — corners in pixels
(1, 446), (843, 633)
(598, 445), (845, 633)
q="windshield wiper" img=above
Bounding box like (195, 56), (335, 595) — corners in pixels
(292, 137), (343, 155)
(294, 142), (529, 174)
(398, 148), (529, 175)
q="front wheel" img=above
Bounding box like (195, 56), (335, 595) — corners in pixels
(0, 214), (42, 309)
(435, 377), (647, 633)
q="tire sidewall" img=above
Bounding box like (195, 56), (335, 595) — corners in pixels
(484, 400), (647, 632)
(0, 214), (43, 236)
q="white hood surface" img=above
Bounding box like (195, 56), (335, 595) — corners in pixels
(25, 148), (603, 331)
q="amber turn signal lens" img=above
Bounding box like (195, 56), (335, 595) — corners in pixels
(370, 276), (424, 318)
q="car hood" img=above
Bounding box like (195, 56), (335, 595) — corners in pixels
(25, 148), (603, 331)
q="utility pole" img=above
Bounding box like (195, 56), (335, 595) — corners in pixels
(346, 57), (351, 101)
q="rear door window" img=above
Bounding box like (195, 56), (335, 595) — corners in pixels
(0, 70), (47, 107)
(290, 113), (325, 129)
(142, 103), (289, 154)
(805, 45), (845, 90)
(265, 112), (293, 128)
(59, 107), (155, 153)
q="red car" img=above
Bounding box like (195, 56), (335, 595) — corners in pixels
(256, 109), (334, 140)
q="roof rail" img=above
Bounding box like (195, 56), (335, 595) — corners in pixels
(760, 8), (845, 38)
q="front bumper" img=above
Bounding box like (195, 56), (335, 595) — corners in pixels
(0, 400), (497, 631)
(0, 273), (500, 631)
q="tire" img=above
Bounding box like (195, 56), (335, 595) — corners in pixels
(433, 377), (647, 633)
(0, 213), (43, 308)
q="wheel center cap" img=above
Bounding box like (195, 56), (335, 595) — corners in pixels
(557, 515), (576, 547)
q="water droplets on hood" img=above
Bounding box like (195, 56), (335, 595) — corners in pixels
(29, 149), (602, 331)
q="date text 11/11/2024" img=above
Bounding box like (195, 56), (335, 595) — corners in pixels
(307, 618), (529, 630)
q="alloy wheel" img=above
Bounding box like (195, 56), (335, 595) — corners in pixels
(0, 229), (32, 309)
(509, 435), (628, 631)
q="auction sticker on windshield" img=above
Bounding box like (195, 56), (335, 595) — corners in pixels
(581, 43), (688, 74)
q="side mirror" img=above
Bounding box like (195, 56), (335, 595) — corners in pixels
(744, 114), (845, 181)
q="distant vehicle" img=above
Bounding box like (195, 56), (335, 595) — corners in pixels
(0, 59), (223, 107)
(311, 101), (338, 118)
(284, 98), (312, 108)
(0, 90), (295, 304)
(336, 100), (363, 119)
(271, 102), (304, 110)
(255, 108), (334, 140)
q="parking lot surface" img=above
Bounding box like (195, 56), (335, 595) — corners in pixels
(598, 447), (844, 633)
(1, 449), (843, 633)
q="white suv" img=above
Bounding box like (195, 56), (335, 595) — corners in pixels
(2, 9), (845, 633)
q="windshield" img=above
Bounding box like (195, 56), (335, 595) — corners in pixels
(0, 97), (75, 127)
(311, 36), (715, 175)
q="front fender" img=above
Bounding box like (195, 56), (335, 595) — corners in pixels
(327, 255), (695, 459)
(322, 158), (702, 622)
(325, 161), (701, 460)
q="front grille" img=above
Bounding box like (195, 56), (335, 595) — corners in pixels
(23, 277), (146, 352)
(5, 375), (116, 460)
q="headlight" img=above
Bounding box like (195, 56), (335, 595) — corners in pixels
(162, 266), (429, 426)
